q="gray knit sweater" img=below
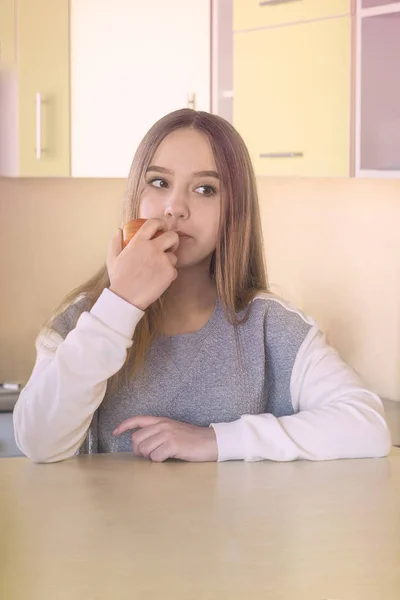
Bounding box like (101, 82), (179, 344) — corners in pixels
(51, 297), (310, 454)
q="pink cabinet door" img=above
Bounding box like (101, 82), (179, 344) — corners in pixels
(358, 8), (400, 174)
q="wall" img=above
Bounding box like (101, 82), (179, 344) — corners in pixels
(0, 178), (124, 381)
(0, 176), (399, 402)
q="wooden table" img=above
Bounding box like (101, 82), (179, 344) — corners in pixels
(1, 449), (400, 600)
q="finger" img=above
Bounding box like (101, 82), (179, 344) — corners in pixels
(106, 229), (123, 268)
(150, 442), (174, 462)
(163, 262), (178, 282)
(154, 230), (180, 253)
(136, 218), (167, 240)
(113, 415), (166, 435)
(135, 432), (167, 459)
(165, 252), (178, 267)
(131, 424), (164, 455)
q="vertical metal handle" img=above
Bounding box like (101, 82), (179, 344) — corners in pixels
(187, 93), (196, 110)
(36, 92), (42, 161)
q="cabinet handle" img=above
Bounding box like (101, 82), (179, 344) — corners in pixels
(259, 0), (301, 6)
(260, 152), (303, 158)
(187, 93), (196, 110)
(35, 92), (42, 161)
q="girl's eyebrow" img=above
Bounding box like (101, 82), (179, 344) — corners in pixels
(147, 165), (219, 179)
(194, 170), (219, 180)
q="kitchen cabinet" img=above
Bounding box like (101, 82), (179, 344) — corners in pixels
(0, 0), (15, 68)
(356, 1), (400, 177)
(234, 16), (351, 177)
(234, 0), (351, 31)
(70, 0), (210, 177)
(17, 0), (70, 177)
(0, 0), (70, 177)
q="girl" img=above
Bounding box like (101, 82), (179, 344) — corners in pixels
(13, 109), (391, 463)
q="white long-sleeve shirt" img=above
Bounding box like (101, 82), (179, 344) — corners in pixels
(13, 289), (391, 463)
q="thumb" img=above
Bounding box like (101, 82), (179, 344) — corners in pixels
(106, 229), (123, 270)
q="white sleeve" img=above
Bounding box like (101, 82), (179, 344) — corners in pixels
(13, 289), (144, 463)
(211, 325), (392, 462)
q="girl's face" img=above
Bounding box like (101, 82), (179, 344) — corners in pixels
(139, 128), (221, 269)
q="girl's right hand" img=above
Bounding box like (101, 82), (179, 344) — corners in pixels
(106, 219), (179, 311)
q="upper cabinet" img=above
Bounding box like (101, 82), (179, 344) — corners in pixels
(0, 0), (15, 68)
(17, 0), (70, 177)
(234, 16), (351, 177)
(356, 1), (400, 177)
(70, 0), (210, 177)
(0, 0), (70, 177)
(234, 3), (352, 177)
(234, 0), (400, 178)
(234, 0), (351, 31)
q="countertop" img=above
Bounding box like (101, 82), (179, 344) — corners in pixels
(1, 448), (399, 600)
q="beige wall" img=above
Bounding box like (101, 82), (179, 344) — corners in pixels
(0, 176), (399, 401)
(0, 178), (124, 382)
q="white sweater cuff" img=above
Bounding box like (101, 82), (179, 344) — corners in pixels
(90, 288), (145, 338)
(210, 419), (246, 462)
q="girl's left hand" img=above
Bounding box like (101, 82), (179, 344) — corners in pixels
(113, 416), (218, 462)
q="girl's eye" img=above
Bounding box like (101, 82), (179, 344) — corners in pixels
(149, 178), (169, 189)
(195, 185), (216, 197)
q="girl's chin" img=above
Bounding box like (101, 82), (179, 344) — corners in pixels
(174, 252), (213, 271)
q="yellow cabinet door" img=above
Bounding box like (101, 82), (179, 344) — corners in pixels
(234, 0), (351, 31)
(234, 16), (351, 177)
(17, 0), (70, 176)
(0, 0), (15, 67)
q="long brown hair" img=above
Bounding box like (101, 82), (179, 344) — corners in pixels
(50, 109), (269, 376)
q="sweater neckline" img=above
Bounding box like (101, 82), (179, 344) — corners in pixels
(159, 299), (220, 342)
